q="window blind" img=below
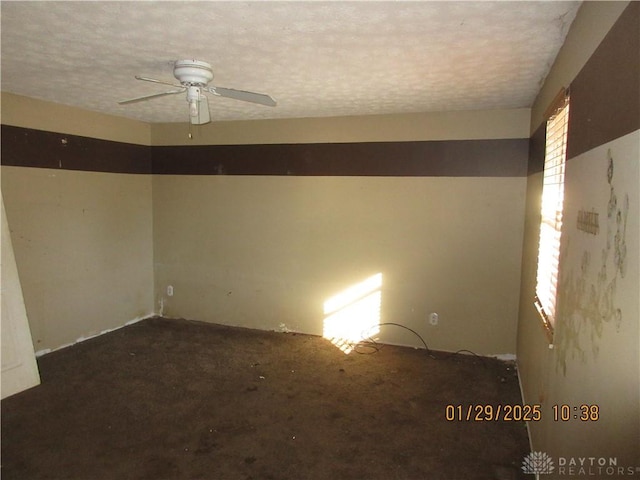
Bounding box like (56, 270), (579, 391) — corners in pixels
(535, 97), (570, 336)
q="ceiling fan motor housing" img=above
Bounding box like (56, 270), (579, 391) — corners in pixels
(173, 60), (214, 86)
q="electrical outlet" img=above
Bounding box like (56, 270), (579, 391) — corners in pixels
(167, 285), (174, 297)
(429, 312), (439, 325)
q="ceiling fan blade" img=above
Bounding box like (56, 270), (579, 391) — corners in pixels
(118, 89), (185, 105)
(208, 86), (277, 107)
(191, 96), (211, 125)
(135, 75), (183, 88)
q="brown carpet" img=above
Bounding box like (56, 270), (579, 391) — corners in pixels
(1, 317), (530, 480)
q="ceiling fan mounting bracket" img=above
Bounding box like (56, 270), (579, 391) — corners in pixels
(173, 59), (214, 86)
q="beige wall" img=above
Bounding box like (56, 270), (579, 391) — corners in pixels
(2, 91), (529, 355)
(555, 131), (638, 462)
(2, 94), (529, 356)
(152, 108), (530, 357)
(152, 103), (530, 357)
(153, 174), (526, 355)
(518, 1), (639, 470)
(1, 94), (154, 352)
(519, 130), (640, 469)
(1, 166), (154, 352)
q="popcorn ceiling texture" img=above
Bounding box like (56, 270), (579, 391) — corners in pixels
(0, 1), (580, 123)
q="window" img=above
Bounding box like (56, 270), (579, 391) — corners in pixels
(534, 92), (570, 341)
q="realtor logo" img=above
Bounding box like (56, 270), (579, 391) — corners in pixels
(522, 451), (555, 475)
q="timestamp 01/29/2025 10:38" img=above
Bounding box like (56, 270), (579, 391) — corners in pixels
(444, 404), (600, 422)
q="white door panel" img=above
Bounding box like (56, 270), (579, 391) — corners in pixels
(1, 192), (40, 399)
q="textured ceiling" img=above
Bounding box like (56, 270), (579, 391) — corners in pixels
(1, 1), (581, 124)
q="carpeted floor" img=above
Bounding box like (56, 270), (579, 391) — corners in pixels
(1, 317), (530, 480)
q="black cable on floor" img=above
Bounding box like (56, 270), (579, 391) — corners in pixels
(351, 323), (489, 364)
(354, 322), (435, 358)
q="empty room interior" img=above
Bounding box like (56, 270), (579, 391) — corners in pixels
(1, 1), (638, 479)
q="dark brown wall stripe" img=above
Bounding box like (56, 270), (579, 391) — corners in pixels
(2, 124), (529, 177)
(528, 123), (546, 176)
(151, 139), (528, 177)
(1, 125), (151, 174)
(568, 1), (640, 159)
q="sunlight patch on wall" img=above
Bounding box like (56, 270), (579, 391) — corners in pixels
(322, 273), (382, 354)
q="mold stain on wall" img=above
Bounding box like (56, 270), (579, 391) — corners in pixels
(555, 149), (629, 376)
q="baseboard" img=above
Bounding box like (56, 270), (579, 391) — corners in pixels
(516, 359), (535, 454)
(35, 313), (155, 357)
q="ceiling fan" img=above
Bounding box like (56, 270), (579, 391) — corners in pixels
(118, 59), (276, 125)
